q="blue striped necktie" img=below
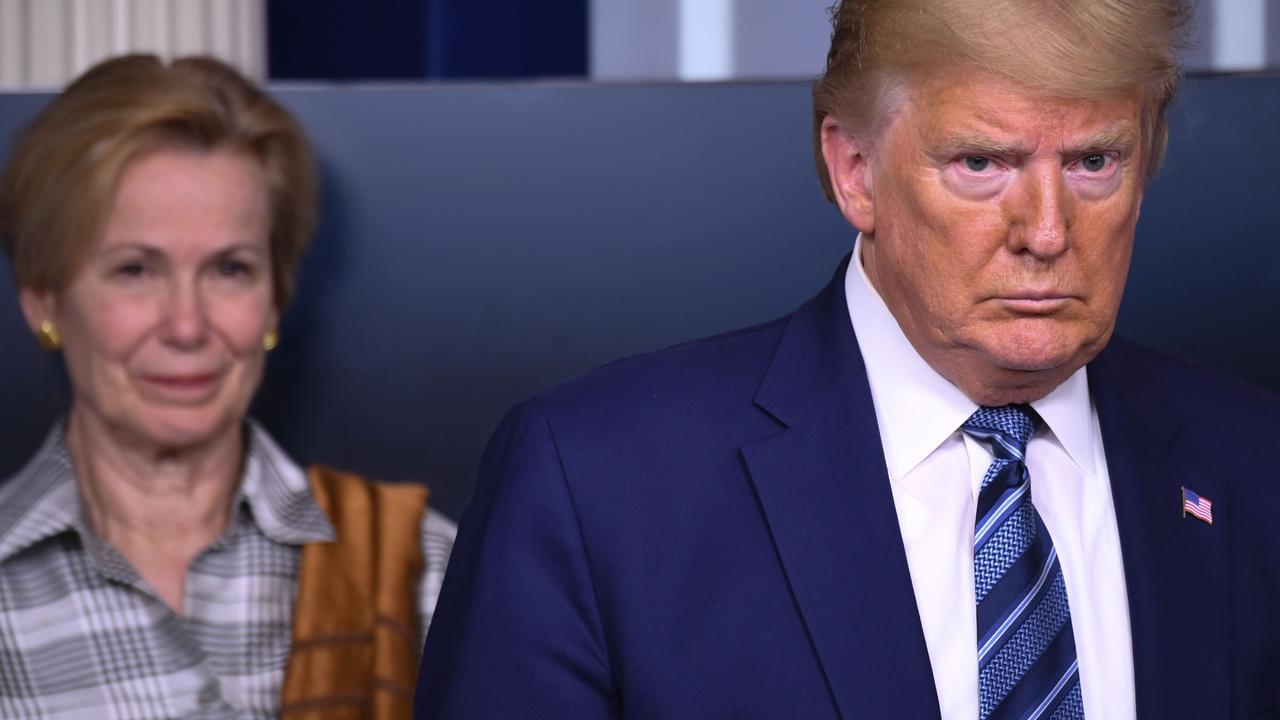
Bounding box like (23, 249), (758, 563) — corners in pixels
(963, 405), (1084, 720)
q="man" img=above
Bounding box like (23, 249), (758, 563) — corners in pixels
(416, 1), (1280, 717)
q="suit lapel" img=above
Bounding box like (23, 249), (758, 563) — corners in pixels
(742, 258), (941, 720)
(1089, 342), (1230, 717)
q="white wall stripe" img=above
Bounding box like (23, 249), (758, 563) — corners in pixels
(232, 0), (250, 75)
(0, 0), (266, 90)
(678, 0), (734, 81)
(1212, 0), (1266, 70)
(0, 0), (25, 87)
(209, 0), (237, 64)
(153, 0), (171, 58)
(171, 0), (207, 56)
(83, 0), (117, 73)
(128, 0), (157, 59)
(69, 0), (88, 76)
(233, 0), (265, 81)
(28, 0), (71, 88)
(111, 0), (129, 55)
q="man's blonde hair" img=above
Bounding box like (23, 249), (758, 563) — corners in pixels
(0, 54), (316, 309)
(812, 0), (1193, 201)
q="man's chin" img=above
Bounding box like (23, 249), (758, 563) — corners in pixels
(969, 344), (1112, 404)
(977, 328), (1108, 375)
(938, 343), (1089, 406)
(926, 327), (1111, 405)
(991, 352), (1078, 374)
(953, 364), (1073, 406)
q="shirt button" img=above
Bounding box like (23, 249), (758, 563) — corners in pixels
(198, 686), (220, 705)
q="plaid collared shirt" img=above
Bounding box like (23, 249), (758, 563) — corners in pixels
(0, 422), (456, 719)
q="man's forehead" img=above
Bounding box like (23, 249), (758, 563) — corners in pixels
(906, 73), (1144, 149)
(928, 122), (1140, 156)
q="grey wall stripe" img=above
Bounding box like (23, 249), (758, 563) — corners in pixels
(1185, 0), (1216, 72)
(590, 0), (681, 80)
(1268, 1), (1280, 67)
(1211, 0), (1266, 70)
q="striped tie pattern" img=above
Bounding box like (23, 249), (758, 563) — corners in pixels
(964, 405), (1084, 720)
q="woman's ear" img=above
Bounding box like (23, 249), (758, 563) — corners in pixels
(18, 285), (58, 335)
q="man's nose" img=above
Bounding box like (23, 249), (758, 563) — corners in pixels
(1008, 166), (1070, 260)
(160, 278), (209, 348)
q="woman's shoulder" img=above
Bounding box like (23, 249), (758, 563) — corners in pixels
(422, 506), (458, 542)
(0, 423), (79, 563)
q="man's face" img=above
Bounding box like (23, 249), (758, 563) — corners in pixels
(835, 72), (1146, 405)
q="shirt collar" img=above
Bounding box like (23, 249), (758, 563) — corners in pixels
(845, 233), (1096, 479)
(847, 234), (976, 481)
(239, 420), (334, 546)
(1027, 368), (1097, 478)
(0, 420), (333, 564)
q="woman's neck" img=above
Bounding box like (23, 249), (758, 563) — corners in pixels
(64, 405), (244, 612)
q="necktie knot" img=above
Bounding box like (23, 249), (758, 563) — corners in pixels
(962, 404), (1037, 460)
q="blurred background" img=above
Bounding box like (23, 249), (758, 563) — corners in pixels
(0, 0), (1276, 88)
(1, 1), (1277, 518)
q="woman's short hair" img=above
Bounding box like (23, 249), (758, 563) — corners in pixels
(0, 54), (316, 309)
(812, 0), (1194, 201)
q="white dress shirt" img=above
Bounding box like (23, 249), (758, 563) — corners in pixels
(844, 235), (1136, 719)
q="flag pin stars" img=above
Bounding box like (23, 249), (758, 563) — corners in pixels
(1181, 486), (1213, 525)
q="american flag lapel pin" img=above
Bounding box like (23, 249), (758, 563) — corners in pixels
(1181, 486), (1213, 525)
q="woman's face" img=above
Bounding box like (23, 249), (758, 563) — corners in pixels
(22, 148), (277, 450)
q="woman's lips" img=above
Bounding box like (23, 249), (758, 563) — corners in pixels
(137, 373), (222, 401)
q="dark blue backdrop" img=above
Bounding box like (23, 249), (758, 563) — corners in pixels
(267, 0), (587, 80)
(1, 76), (1277, 517)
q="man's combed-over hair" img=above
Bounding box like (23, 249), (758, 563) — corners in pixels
(812, 0), (1193, 201)
(0, 54), (316, 308)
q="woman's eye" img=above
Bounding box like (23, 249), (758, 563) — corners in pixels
(116, 263), (145, 278)
(1081, 154), (1109, 172)
(218, 259), (251, 277)
(963, 156), (992, 172)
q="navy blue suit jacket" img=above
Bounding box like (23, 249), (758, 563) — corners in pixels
(416, 259), (1280, 719)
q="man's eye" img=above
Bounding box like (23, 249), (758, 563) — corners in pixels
(963, 156), (991, 172)
(1081, 154), (1109, 172)
(116, 263), (145, 277)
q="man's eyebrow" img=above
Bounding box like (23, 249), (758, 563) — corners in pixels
(935, 133), (1029, 156)
(1064, 123), (1138, 154)
(934, 123), (1139, 157)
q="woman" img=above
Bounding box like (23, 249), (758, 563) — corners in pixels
(0, 55), (454, 719)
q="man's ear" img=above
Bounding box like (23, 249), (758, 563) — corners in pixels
(18, 286), (58, 335)
(820, 116), (876, 234)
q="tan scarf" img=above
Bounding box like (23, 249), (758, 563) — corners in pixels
(280, 466), (430, 719)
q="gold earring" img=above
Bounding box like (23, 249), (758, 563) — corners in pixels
(263, 329), (279, 352)
(36, 320), (61, 350)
